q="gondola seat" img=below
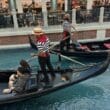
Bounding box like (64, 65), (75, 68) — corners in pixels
(104, 43), (110, 49)
(79, 45), (90, 51)
(91, 45), (100, 49)
(74, 45), (90, 51)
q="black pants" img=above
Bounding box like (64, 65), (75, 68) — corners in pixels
(60, 37), (70, 51)
(38, 56), (55, 82)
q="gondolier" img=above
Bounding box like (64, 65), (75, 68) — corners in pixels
(60, 13), (77, 51)
(32, 27), (56, 85)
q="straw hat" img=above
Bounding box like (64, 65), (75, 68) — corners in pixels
(32, 27), (44, 35)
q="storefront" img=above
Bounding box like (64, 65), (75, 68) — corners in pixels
(0, 0), (9, 13)
(21, 0), (65, 12)
(1, 0), (110, 14)
(93, 0), (110, 7)
(71, 0), (87, 9)
(0, 0), (8, 8)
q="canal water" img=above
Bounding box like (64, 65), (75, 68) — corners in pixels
(0, 48), (110, 110)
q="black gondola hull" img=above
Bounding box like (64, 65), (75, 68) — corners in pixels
(53, 50), (108, 58)
(28, 36), (110, 58)
(0, 54), (109, 105)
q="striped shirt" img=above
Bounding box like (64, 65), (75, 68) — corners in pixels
(62, 20), (72, 34)
(36, 35), (50, 53)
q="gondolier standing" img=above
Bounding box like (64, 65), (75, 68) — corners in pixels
(60, 13), (77, 51)
(32, 27), (56, 85)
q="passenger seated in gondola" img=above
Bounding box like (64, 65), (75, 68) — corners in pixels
(3, 73), (18, 94)
(8, 73), (18, 90)
(3, 60), (31, 94)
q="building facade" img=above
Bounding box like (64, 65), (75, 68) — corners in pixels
(0, 0), (110, 46)
(1, 0), (110, 13)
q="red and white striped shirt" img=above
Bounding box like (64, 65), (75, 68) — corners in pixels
(36, 35), (50, 57)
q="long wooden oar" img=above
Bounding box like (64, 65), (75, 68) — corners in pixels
(50, 51), (85, 66)
(60, 54), (85, 66)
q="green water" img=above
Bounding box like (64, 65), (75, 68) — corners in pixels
(0, 48), (110, 110)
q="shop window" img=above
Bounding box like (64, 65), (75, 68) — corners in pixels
(72, 0), (87, 9)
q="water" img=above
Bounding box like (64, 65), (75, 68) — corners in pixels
(0, 48), (110, 110)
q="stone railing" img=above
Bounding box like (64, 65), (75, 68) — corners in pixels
(0, 7), (110, 29)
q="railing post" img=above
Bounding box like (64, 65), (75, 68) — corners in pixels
(51, 0), (57, 11)
(64, 0), (68, 12)
(9, 0), (18, 28)
(72, 9), (76, 25)
(42, 11), (48, 28)
(12, 10), (18, 29)
(99, 7), (104, 24)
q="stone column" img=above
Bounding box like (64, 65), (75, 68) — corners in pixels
(97, 30), (106, 39)
(99, 7), (104, 24)
(9, 0), (15, 10)
(72, 9), (76, 25)
(64, 0), (68, 12)
(9, 0), (18, 28)
(15, 0), (23, 13)
(51, 0), (57, 11)
(87, 0), (93, 10)
(41, 0), (48, 27)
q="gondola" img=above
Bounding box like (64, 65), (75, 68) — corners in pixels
(52, 38), (110, 58)
(28, 36), (110, 58)
(0, 54), (109, 105)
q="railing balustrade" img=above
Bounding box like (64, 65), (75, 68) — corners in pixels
(0, 13), (14, 28)
(17, 12), (43, 27)
(76, 9), (100, 23)
(0, 7), (109, 29)
(47, 11), (72, 25)
(104, 7), (110, 22)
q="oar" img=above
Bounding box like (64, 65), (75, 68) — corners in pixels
(60, 54), (85, 66)
(28, 36), (38, 50)
(50, 51), (85, 66)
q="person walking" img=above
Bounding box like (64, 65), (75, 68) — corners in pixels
(60, 13), (77, 51)
(32, 27), (56, 85)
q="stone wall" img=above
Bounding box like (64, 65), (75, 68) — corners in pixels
(0, 29), (109, 45)
(106, 29), (110, 37)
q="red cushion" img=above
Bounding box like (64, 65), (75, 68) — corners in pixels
(80, 45), (88, 49)
(104, 43), (110, 49)
(80, 45), (90, 51)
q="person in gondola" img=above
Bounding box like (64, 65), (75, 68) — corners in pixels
(3, 60), (31, 94)
(60, 13), (77, 51)
(31, 27), (56, 86)
(12, 60), (31, 93)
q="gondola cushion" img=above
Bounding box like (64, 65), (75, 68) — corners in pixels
(80, 45), (90, 51)
(104, 43), (110, 49)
